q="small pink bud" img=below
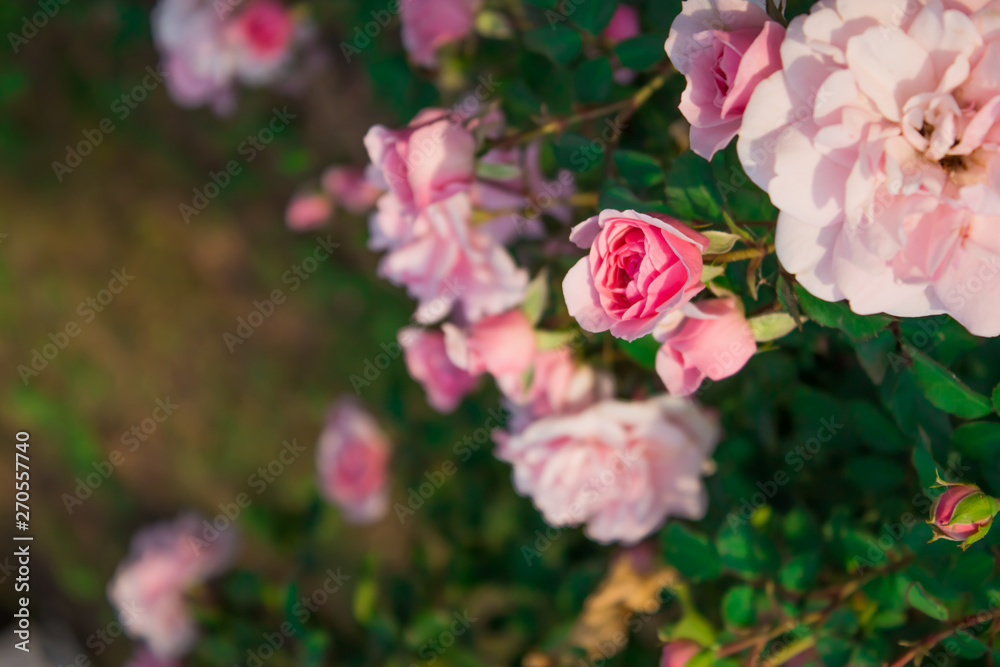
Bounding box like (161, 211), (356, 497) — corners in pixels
(929, 483), (999, 549)
(661, 640), (702, 667)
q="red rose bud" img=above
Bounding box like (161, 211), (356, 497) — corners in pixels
(928, 484), (999, 550)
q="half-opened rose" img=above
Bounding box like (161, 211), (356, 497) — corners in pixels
(665, 0), (785, 160)
(563, 209), (708, 341)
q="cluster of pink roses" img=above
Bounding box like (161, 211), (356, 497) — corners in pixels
(668, 0), (1000, 337)
(151, 0), (305, 114)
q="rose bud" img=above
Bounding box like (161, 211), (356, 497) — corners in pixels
(928, 483), (999, 550)
(660, 640), (703, 667)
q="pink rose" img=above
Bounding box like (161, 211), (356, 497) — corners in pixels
(929, 484), (998, 546)
(372, 193), (529, 324)
(563, 209), (708, 341)
(399, 327), (480, 413)
(443, 309), (536, 377)
(603, 4), (641, 43)
(316, 399), (392, 524)
(400, 0), (478, 68)
(152, 0), (300, 113)
(285, 191), (332, 231)
(654, 298), (756, 396)
(494, 347), (615, 433)
(661, 640), (703, 667)
(322, 165), (383, 213)
(665, 0), (785, 160)
(736, 0), (1000, 336)
(108, 514), (237, 659)
(496, 396), (721, 544)
(365, 109), (476, 213)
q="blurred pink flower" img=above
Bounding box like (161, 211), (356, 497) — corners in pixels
(316, 399), (391, 524)
(563, 209), (708, 341)
(737, 0), (1000, 336)
(152, 0), (301, 113)
(285, 191), (332, 231)
(603, 4), (641, 43)
(660, 640), (703, 667)
(665, 0), (784, 159)
(400, 0), (478, 67)
(494, 347), (614, 433)
(399, 327), (480, 413)
(654, 297), (756, 396)
(496, 396), (720, 544)
(372, 193), (529, 323)
(365, 108), (476, 213)
(442, 309), (536, 377)
(322, 165), (383, 213)
(108, 514), (236, 659)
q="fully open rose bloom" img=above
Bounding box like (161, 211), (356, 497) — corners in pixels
(152, 0), (299, 113)
(399, 327), (479, 413)
(665, 0), (785, 160)
(564, 209), (708, 341)
(316, 399), (392, 524)
(400, 0), (478, 67)
(496, 396), (720, 544)
(108, 514), (237, 659)
(654, 297), (756, 396)
(738, 0), (1000, 336)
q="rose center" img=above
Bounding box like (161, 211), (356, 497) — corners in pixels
(901, 93), (966, 164)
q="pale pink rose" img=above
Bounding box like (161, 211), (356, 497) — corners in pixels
(495, 396), (721, 544)
(494, 347), (615, 433)
(365, 108), (476, 212)
(665, 0), (785, 160)
(661, 640), (703, 667)
(563, 209), (708, 341)
(316, 399), (392, 524)
(400, 0), (478, 67)
(399, 327), (480, 413)
(653, 298), (756, 396)
(151, 0), (300, 113)
(322, 165), (383, 213)
(285, 191), (332, 231)
(737, 0), (1000, 336)
(108, 514), (237, 659)
(372, 193), (529, 323)
(443, 309), (536, 377)
(603, 4), (641, 43)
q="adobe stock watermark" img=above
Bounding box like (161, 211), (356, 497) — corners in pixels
(180, 106), (297, 224)
(393, 407), (510, 523)
(237, 568), (351, 667)
(52, 66), (167, 182)
(62, 397), (180, 514)
(9, 0), (72, 53)
(223, 235), (339, 352)
(17, 268), (135, 384)
(726, 416), (844, 530)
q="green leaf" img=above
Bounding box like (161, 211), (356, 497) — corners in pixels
(847, 400), (908, 453)
(905, 582), (949, 621)
(615, 34), (666, 70)
(574, 57), (613, 102)
(722, 585), (756, 627)
(948, 493), (998, 526)
(524, 26), (582, 64)
(664, 151), (724, 221)
(572, 0), (619, 34)
(474, 10), (514, 38)
(475, 160), (522, 181)
(749, 312), (797, 342)
(613, 149), (664, 189)
(702, 230), (741, 254)
(903, 342), (994, 419)
(951, 422), (1000, 463)
(779, 554), (819, 593)
(553, 132), (597, 171)
(793, 284), (891, 341)
(661, 523), (722, 582)
(845, 456), (906, 492)
(716, 523), (779, 579)
(993, 382), (1000, 413)
(616, 334), (659, 370)
(522, 270), (549, 326)
(912, 445), (940, 490)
